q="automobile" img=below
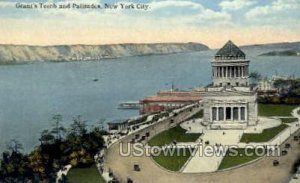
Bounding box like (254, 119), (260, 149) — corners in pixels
(134, 164), (141, 171)
(273, 160), (279, 166)
(140, 136), (146, 141)
(281, 150), (288, 156)
(285, 143), (291, 148)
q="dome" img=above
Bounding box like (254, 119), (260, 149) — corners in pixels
(215, 40), (245, 59)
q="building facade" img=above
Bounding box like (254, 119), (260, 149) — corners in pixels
(203, 41), (258, 129)
(140, 90), (202, 114)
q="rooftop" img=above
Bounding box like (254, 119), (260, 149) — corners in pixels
(215, 40), (246, 59)
(141, 95), (202, 103)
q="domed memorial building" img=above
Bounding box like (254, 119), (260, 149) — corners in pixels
(203, 40), (258, 129)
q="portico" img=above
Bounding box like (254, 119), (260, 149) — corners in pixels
(211, 104), (247, 122)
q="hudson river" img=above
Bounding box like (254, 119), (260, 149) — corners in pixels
(0, 49), (299, 152)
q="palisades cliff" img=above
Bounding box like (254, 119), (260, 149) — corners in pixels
(0, 43), (209, 64)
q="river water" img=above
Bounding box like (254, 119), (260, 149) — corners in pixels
(0, 49), (299, 152)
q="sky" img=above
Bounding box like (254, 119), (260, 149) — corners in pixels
(0, 0), (299, 48)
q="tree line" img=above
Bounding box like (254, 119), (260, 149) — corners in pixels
(0, 115), (106, 183)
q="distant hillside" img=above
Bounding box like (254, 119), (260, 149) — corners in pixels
(238, 41), (300, 56)
(241, 42), (300, 50)
(0, 43), (209, 64)
(260, 50), (300, 56)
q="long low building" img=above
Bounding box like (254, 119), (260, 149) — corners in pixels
(140, 90), (203, 114)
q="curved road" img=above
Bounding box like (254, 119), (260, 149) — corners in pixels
(105, 107), (300, 183)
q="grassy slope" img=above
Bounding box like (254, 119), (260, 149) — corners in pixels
(219, 148), (264, 170)
(258, 104), (298, 116)
(148, 125), (201, 146)
(67, 165), (105, 183)
(240, 124), (288, 143)
(280, 118), (298, 123)
(186, 110), (203, 121)
(152, 148), (193, 171)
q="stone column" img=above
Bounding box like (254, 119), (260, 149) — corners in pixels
(235, 67), (237, 77)
(233, 67), (235, 77)
(209, 107), (214, 122)
(240, 66), (243, 77)
(231, 107), (233, 121)
(217, 107), (220, 121)
(234, 66), (238, 77)
(245, 106), (248, 121)
(238, 107), (241, 121)
(224, 107), (226, 121)
(222, 67), (224, 78)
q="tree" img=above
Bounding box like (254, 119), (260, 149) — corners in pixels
(249, 71), (262, 85)
(51, 114), (66, 141)
(0, 139), (32, 182)
(69, 115), (87, 136)
(39, 129), (55, 145)
(6, 139), (23, 154)
(28, 149), (46, 181)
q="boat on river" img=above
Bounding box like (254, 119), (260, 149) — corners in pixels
(118, 101), (140, 109)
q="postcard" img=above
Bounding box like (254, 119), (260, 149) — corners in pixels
(0, 0), (299, 183)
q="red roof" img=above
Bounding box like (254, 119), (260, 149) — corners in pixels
(141, 95), (201, 103)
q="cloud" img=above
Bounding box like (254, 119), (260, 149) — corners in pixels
(149, 0), (202, 10)
(146, 0), (231, 25)
(220, 0), (256, 11)
(0, 0), (299, 46)
(246, 0), (300, 19)
(0, 1), (17, 8)
(197, 9), (231, 22)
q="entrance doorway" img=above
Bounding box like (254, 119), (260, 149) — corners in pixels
(226, 107), (231, 120)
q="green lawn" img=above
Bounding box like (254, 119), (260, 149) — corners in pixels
(148, 125), (201, 146)
(219, 148), (264, 170)
(186, 110), (203, 121)
(240, 124), (288, 143)
(258, 104), (298, 116)
(280, 118), (298, 123)
(67, 165), (105, 183)
(152, 148), (193, 171)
